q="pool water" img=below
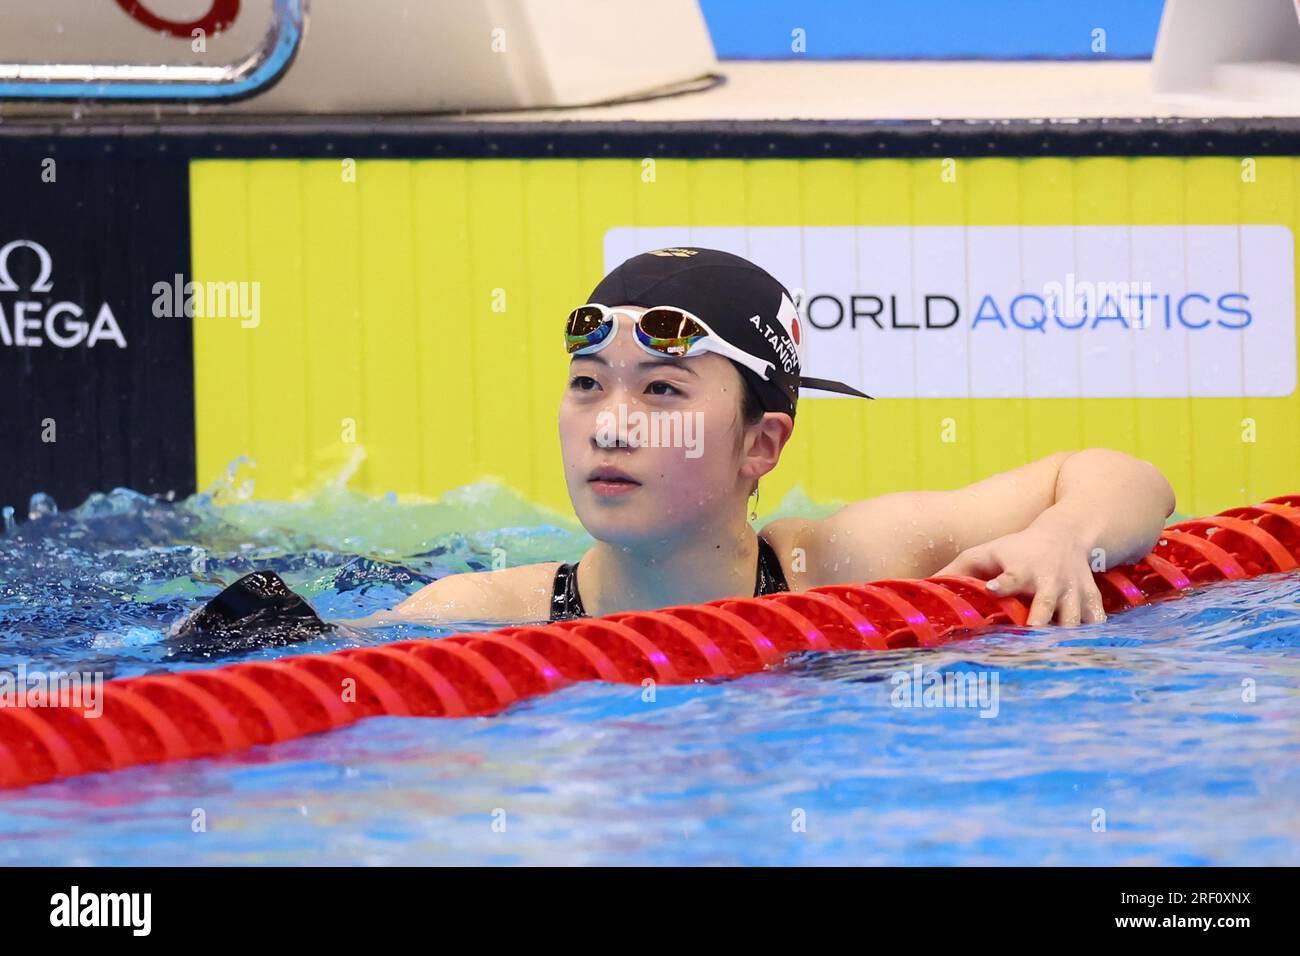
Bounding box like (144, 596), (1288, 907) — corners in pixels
(2, 475), (1298, 865)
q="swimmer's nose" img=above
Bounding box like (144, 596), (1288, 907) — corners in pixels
(590, 403), (637, 450)
(592, 428), (634, 450)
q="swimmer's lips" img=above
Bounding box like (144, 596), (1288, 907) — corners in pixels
(588, 466), (642, 495)
(588, 466), (639, 483)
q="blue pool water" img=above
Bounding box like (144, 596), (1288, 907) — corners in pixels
(2, 479), (1298, 865)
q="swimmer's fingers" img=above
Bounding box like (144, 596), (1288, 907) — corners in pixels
(1055, 581), (1082, 627)
(981, 566), (1059, 625)
(982, 568), (1024, 595)
(937, 533), (1108, 628)
(933, 544), (1002, 580)
(1049, 565), (1109, 626)
(940, 548), (1037, 603)
(1080, 576), (1108, 624)
(1035, 570), (1108, 627)
(1024, 582), (1059, 627)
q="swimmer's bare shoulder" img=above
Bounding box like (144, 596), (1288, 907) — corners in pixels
(345, 562), (562, 627)
(757, 518), (813, 589)
(760, 491), (952, 589)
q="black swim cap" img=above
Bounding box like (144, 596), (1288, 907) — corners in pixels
(585, 247), (872, 417)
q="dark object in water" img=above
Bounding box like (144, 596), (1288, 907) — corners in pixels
(332, 556), (433, 593)
(171, 570), (333, 659)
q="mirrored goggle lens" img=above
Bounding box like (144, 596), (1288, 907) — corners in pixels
(636, 308), (707, 355)
(565, 306), (611, 352)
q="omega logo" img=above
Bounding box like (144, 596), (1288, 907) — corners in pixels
(0, 239), (127, 349)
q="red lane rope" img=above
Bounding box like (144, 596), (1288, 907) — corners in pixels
(3, 496), (1298, 790)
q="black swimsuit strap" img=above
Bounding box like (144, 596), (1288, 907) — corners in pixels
(549, 535), (789, 622)
(755, 535), (791, 596)
(549, 560), (587, 622)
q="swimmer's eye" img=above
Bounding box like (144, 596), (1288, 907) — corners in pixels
(568, 376), (682, 396)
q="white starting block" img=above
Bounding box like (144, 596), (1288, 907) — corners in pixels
(0, 0), (718, 112)
(1153, 0), (1300, 106)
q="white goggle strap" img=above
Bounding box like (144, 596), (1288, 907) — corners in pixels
(654, 309), (777, 382)
(576, 305), (777, 382)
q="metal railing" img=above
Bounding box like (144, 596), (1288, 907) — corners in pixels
(0, 0), (305, 101)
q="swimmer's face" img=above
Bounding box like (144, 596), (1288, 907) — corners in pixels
(558, 306), (791, 545)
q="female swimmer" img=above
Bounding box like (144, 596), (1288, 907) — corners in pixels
(361, 246), (1176, 630)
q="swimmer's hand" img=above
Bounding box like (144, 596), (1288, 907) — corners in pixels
(933, 520), (1108, 627)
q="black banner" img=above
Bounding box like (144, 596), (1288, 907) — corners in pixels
(0, 148), (195, 518)
(0, 866), (1286, 941)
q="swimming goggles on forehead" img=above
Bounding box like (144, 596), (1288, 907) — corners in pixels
(564, 304), (775, 381)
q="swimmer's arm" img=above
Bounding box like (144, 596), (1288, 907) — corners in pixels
(934, 448), (1176, 571)
(804, 449), (1175, 622)
(340, 565), (558, 628)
